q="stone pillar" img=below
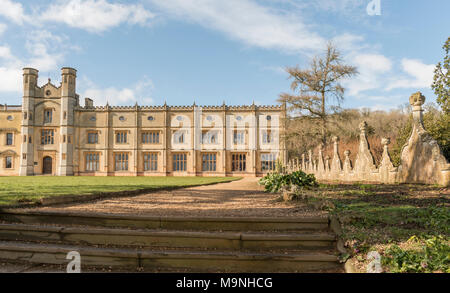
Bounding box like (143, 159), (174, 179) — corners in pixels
(379, 137), (396, 183)
(398, 92), (449, 185)
(192, 104), (198, 175)
(301, 153), (305, 171)
(19, 68), (38, 176)
(105, 103), (110, 174)
(325, 156), (330, 172)
(317, 145), (325, 174)
(57, 67), (77, 176)
(330, 136), (342, 173)
(134, 103), (139, 175)
(354, 121), (376, 177)
(308, 149), (313, 173)
(343, 150), (352, 173)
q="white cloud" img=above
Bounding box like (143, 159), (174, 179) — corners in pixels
(41, 0), (156, 33)
(332, 33), (367, 52)
(387, 58), (434, 90)
(0, 66), (22, 92)
(0, 44), (22, 92)
(0, 30), (77, 93)
(0, 23), (6, 35)
(25, 30), (68, 72)
(0, 45), (14, 60)
(150, 0), (326, 53)
(354, 53), (392, 72)
(343, 53), (392, 96)
(0, 0), (28, 24)
(79, 76), (154, 106)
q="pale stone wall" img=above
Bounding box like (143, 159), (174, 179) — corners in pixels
(0, 106), (21, 176)
(0, 67), (287, 177)
(288, 92), (449, 186)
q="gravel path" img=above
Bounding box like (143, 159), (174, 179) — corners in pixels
(29, 177), (325, 218)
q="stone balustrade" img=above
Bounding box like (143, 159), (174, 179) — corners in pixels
(287, 92), (449, 186)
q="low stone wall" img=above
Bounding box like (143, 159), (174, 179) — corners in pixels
(287, 92), (449, 186)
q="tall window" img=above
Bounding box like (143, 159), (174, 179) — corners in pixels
(262, 130), (272, 144)
(144, 153), (158, 171)
(5, 156), (12, 169)
(233, 130), (245, 144)
(41, 130), (54, 145)
(202, 130), (218, 144)
(87, 132), (99, 144)
(6, 133), (13, 145)
(173, 131), (185, 144)
(85, 153), (100, 171)
(261, 153), (276, 172)
(115, 153), (129, 171)
(173, 153), (187, 171)
(142, 131), (159, 144)
(202, 153), (216, 171)
(232, 153), (246, 172)
(44, 109), (52, 123)
(116, 131), (127, 144)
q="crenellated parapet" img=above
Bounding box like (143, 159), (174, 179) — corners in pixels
(287, 92), (449, 186)
(75, 103), (284, 112)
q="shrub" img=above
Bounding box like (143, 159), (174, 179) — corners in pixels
(258, 170), (318, 193)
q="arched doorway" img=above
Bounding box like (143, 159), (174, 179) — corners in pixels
(43, 156), (52, 174)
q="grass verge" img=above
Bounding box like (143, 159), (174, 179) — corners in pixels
(0, 176), (240, 206)
(295, 182), (449, 273)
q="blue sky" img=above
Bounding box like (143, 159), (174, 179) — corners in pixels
(0, 0), (448, 110)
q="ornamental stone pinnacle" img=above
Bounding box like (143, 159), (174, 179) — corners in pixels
(409, 91), (425, 107)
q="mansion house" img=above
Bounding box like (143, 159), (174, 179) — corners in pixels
(0, 67), (286, 177)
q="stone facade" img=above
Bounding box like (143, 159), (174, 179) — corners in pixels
(0, 67), (287, 177)
(288, 92), (449, 186)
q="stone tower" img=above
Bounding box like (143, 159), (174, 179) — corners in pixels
(57, 67), (77, 175)
(19, 68), (38, 176)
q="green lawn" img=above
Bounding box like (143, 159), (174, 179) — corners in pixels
(0, 176), (240, 206)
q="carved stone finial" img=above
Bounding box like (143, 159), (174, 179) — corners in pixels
(332, 136), (339, 143)
(409, 92), (425, 107)
(410, 92), (426, 126)
(48, 78), (51, 83)
(381, 138), (391, 146)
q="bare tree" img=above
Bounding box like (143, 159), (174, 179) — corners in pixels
(278, 42), (358, 144)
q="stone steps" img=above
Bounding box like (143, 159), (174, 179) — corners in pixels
(0, 223), (336, 250)
(0, 210), (342, 272)
(0, 240), (340, 272)
(0, 210), (330, 231)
